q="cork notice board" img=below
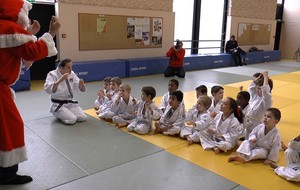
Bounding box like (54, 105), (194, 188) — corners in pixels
(78, 13), (163, 50)
(237, 23), (271, 45)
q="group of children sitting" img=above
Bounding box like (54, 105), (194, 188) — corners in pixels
(93, 71), (300, 182)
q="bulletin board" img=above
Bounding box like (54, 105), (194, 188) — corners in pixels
(78, 13), (163, 50)
(237, 23), (271, 45)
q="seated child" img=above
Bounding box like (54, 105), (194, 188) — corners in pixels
(94, 77), (111, 111)
(270, 134), (300, 182)
(236, 90), (251, 116)
(160, 79), (180, 112)
(199, 97), (243, 154)
(180, 95), (212, 145)
(97, 77), (122, 120)
(244, 71), (273, 139)
(187, 85), (208, 113)
(154, 90), (185, 136)
(127, 86), (162, 134)
(236, 90), (250, 139)
(208, 85), (224, 118)
(111, 83), (138, 128)
(228, 108), (281, 165)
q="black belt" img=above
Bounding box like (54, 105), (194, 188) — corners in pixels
(51, 99), (78, 112)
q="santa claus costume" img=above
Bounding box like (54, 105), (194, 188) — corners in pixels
(0, 0), (58, 185)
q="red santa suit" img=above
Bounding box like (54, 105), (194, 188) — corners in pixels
(0, 0), (57, 168)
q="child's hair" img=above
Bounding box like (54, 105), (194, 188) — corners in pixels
(110, 77), (122, 86)
(253, 73), (273, 92)
(103, 77), (111, 83)
(120, 83), (131, 94)
(227, 97), (243, 123)
(58, 58), (72, 68)
(268, 78), (273, 92)
(198, 95), (212, 110)
(169, 79), (179, 88)
(142, 86), (156, 100)
(238, 91), (250, 102)
(170, 90), (184, 102)
(211, 85), (224, 96)
(195, 85), (208, 95)
(267, 107), (281, 122)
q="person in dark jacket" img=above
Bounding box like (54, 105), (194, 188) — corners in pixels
(225, 35), (246, 66)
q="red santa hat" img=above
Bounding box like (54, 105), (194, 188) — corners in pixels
(0, 0), (35, 49)
(0, 0), (32, 28)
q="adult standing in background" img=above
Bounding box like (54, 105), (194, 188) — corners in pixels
(0, 0), (60, 185)
(164, 40), (186, 78)
(44, 59), (87, 125)
(225, 35), (246, 66)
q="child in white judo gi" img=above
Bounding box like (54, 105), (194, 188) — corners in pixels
(228, 108), (281, 165)
(187, 85), (208, 113)
(94, 77), (111, 111)
(160, 79), (180, 112)
(199, 97), (243, 154)
(127, 86), (162, 134)
(270, 134), (300, 182)
(112, 83), (138, 128)
(154, 90), (185, 136)
(97, 77), (122, 121)
(208, 85), (224, 118)
(180, 95), (212, 144)
(243, 71), (273, 139)
(236, 90), (251, 139)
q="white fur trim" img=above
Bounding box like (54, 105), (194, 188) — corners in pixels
(16, 1), (32, 29)
(39, 33), (58, 57)
(0, 146), (28, 167)
(0, 33), (36, 48)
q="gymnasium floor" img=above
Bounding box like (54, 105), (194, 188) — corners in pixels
(3, 60), (300, 190)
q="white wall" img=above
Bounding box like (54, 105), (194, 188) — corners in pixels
(227, 16), (277, 51)
(56, 2), (175, 62)
(280, 0), (300, 59)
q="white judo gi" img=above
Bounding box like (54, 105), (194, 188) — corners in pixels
(237, 123), (281, 162)
(159, 92), (170, 111)
(199, 112), (242, 152)
(244, 82), (272, 139)
(180, 109), (211, 143)
(44, 68), (87, 125)
(127, 101), (162, 134)
(94, 89), (112, 110)
(98, 90), (118, 119)
(208, 97), (222, 114)
(111, 96), (138, 124)
(274, 139), (300, 182)
(158, 103), (185, 135)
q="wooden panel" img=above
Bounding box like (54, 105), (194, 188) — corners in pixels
(78, 13), (162, 50)
(237, 22), (271, 45)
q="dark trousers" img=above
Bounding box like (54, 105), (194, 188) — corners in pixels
(0, 164), (18, 183)
(230, 47), (246, 66)
(164, 66), (185, 78)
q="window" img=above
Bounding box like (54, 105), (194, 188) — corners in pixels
(198, 0), (224, 54)
(173, 0), (194, 55)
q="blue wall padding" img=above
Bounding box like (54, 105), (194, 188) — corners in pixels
(127, 57), (169, 77)
(72, 60), (127, 82)
(11, 64), (30, 91)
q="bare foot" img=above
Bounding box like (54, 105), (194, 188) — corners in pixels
(269, 162), (278, 169)
(228, 155), (246, 163)
(117, 123), (128, 128)
(281, 141), (288, 151)
(186, 136), (193, 145)
(213, 147), (220, 154)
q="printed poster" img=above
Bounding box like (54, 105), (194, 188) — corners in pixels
(97, 16), (107, 33)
